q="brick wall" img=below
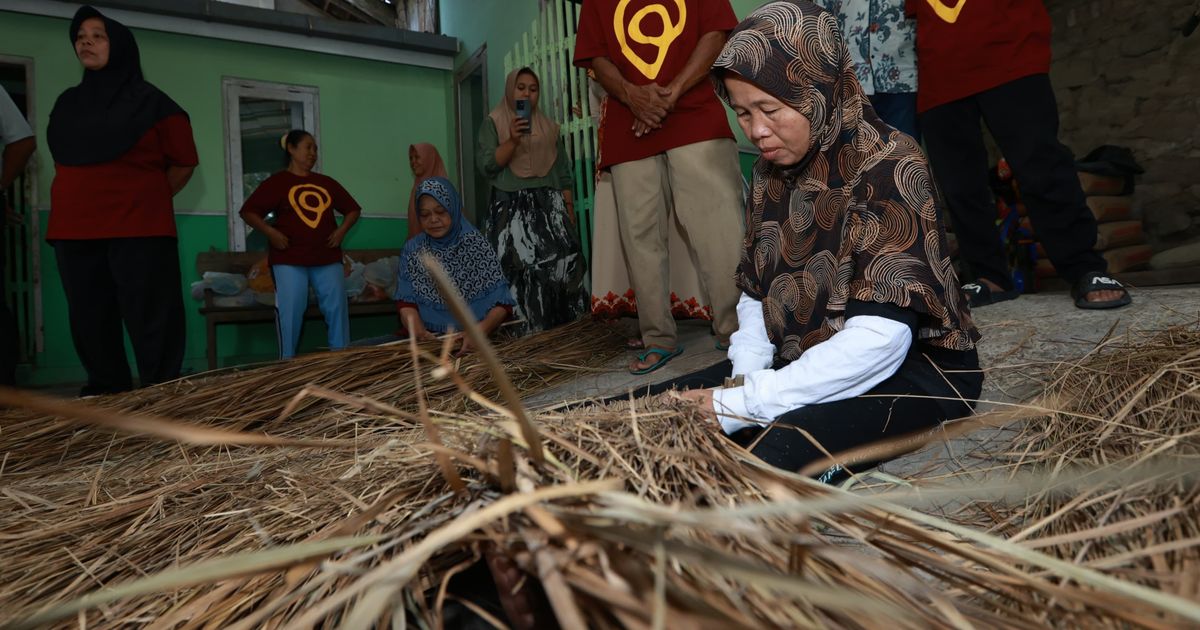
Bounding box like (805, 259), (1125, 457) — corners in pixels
(1048, 0), (1200, 247)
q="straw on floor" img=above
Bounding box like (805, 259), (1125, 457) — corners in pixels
(2, 318), (1198, 628)
(977, 323), (1200, 602)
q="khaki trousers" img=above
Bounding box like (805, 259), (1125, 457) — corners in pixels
(609, 138), (744, 348)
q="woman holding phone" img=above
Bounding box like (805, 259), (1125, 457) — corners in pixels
(477, 67), (586, 334)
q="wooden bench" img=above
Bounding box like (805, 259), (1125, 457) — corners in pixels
(196, 249), (400, 371)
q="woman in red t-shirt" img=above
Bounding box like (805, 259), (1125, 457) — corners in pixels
(239, 130), (361, 360)
(47, 5), (198, 396)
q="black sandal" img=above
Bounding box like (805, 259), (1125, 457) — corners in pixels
(1072, 271), (1132, 310)
(962, 282), (1019, 308)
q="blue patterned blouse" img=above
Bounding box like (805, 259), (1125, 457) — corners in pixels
(813, 0), (917, 95)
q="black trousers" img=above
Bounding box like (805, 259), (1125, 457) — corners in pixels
(639, 356), (980, 482)
(920, 73), (1106, 288)
(54, 237), (186, 395)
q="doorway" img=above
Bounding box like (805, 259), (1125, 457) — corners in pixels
(222, 78), (320, 252)
(454, 45), (488, 224)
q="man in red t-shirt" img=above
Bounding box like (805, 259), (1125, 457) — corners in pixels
(909, 0), (1130, 309)
(574, 0), (745, 373)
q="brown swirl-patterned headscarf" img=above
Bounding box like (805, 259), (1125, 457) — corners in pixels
(711, 0), (978, 361)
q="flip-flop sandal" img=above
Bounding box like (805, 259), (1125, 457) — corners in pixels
(715, 341), (730, 351)
(961, 282), (1019, 308)
(1072, 271), (1132, 310)
(629, 346), (684, 375)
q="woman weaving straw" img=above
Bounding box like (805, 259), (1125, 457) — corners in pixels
(668, 0), (984, 482)
(395, 177), (514, 355)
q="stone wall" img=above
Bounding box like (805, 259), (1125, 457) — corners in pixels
(1048, 0), (1200, 247)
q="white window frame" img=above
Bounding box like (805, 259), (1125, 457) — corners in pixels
(222, 77), (320, 251)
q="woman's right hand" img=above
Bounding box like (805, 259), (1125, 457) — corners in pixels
(267, 228), (289, 250)
(509, 116), (530, 143)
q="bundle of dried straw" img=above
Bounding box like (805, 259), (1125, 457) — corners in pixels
(981, 324), (1200, 603)
(0, 263), (1196, 628)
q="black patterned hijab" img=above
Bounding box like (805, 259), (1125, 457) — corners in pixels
(711, 0), (978, 360)
(48, 5), (186, 166)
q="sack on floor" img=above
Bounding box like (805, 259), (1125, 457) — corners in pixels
(1104, 245), (1153, 273)
(1094, 221), (1145, 251)
(1086, 196), (1135, 223)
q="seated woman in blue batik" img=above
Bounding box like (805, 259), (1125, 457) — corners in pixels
(396, 177), (515, 354)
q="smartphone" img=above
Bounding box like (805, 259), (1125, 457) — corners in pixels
(515, 98), (532, 134)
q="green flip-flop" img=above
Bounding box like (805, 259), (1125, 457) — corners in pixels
(629, 346), (684, 375)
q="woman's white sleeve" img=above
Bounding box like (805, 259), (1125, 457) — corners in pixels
(711, 315), (912, 434)
(727, 292), (775, 377)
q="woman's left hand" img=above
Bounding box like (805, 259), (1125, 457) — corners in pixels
(678, 388), (717, 420)
(326, 227), (347, 248)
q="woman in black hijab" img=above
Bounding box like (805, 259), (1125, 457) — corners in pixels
(47, 5), (199, 396)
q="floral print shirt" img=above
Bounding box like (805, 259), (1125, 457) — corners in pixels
(813, 0), (916, 95)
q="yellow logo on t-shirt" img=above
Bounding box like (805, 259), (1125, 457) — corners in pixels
(288, 183), (331, 229)
(614, 0), (687, 81)
(925, 0), (967, 23)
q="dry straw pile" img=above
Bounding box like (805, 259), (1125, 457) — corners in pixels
(0, 306), (1198, 627)
(981, 324), (1200, 603)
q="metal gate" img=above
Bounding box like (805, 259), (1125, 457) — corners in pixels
(3, 171), (37, 365)
(1, 57), (40, 372)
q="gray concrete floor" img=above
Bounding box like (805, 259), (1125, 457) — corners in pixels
(37, 285), (1200, 484)
(524, 285), (1200, 482)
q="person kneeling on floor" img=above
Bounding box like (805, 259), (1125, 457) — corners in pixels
(665, 1), (984, 481)
(396, 177), (514, 356)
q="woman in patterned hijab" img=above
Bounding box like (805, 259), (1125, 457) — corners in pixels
(672, 0), (984, 482)
(395, 177), (515, 354)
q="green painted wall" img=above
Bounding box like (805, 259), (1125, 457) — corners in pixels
(0, 10), (456, 385)
(440, 0), (542, 106)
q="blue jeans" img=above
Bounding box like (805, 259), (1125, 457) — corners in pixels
(272, 263), (348, 359)
(869, 92), (919, 140)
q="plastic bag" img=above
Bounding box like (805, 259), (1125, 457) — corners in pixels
(246, 257), (274, 293)
(202, 271), (248, 296)
(364, 257), (398, 288)
(189, 280), (208, 301)
(363, 256), (399, 302)
(358, 283), (390, 303)
(344, 259), (366, 298)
